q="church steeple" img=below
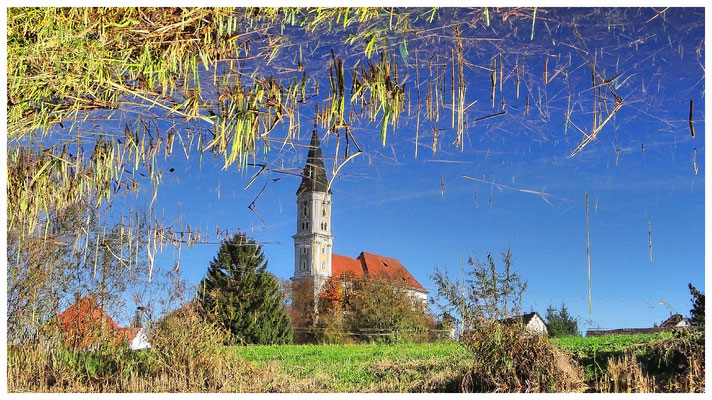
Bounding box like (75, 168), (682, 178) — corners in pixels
(296, 130), (329, 195)
(292, 130), (333, 299)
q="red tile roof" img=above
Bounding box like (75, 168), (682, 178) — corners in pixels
(332, 253), (366, 277)
(57, 296), (137, 348)
(331, 252), (427, 293)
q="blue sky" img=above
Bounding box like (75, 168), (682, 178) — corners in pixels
(46, 8), (705, 331)
(146, 119), (704, 331)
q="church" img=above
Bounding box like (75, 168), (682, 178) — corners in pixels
(290, 131), (428, 303)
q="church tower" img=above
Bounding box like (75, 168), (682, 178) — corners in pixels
(292, 130), (333, 298)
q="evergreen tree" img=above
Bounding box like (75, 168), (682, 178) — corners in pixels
(197, 233), (293, 345)
(688, 283), (705, 329)
(545, 303), (580, 337)
(131, 308), (143, 328)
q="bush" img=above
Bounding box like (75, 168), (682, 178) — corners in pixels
(150, 304), (230, 387)
(460, 319), (584, 393)
(8, 303), (267, 392)
(346, 277), (435, 344)
(430, 248), (527, 329)
(306, 276), (436, 344)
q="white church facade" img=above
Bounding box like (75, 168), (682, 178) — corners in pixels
(290, 131), (428, 302)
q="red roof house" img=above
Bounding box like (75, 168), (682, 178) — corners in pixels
(331, 252), (428, 296)
(58, 296), (145, 349)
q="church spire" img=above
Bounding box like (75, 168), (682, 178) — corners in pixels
(296, 130), (329, 195)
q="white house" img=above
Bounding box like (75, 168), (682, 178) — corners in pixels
(502, 312), (548, 335)
(127, 327), (151, 350)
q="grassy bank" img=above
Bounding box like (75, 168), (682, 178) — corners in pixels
(231, 341), (470, 392)
(550, 331), (674, 380)
(550, 330), (704, 392)
(9, 331), (702, 393)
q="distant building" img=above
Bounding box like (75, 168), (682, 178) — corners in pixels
(661, 313), (691, 328)
(501, 312), (548, 335)
(124, 327), (151, 350)
(58, 296), (150, 350)
(585, 313), (692, 337)
(291, 131), (428, 303)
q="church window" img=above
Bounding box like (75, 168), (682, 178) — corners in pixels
(305, 221), (309, 230)
(321, 245), (325, 255)
(303, 207), (308, 217)
(321, 261), (326, 271)
(301, 260), (307, 271)
(322, 207), (326, 217)
(302, 246), (307, 254)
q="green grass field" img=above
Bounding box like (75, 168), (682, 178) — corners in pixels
(550, 331), (674, 354)
(231, 341), (470, 392)
(226, 332), (682, 392)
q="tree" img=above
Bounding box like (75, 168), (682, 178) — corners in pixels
(545, 303), (580, 337)
(347, 276), (434, 343)
(309, 274), (434, 344)
(312, 276), (350, 344)
(688, 283), (704, 329)
(131, 308), (144, 328)
(197, 233), (293, 345)
(430, 247), (527, 330)
(8, 205), (149, 344)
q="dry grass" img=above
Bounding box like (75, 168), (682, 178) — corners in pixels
(460, 320), (585, 393)
(8, 304), (271, 392)
(597, 353), (655, 393)
(368, 358), (464, 392)
(554, 329), (705, 393)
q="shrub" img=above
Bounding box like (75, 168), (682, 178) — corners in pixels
(554, 329), (705, 393)
(8, 303), (267, 392)
(148, 302), (256, 391)
(460, 319), (584, 393)
(8, 334), (154, 392)
(306, 275), (435, 344)
(346, 277), (435, 344)
(430, 248), (527, 330)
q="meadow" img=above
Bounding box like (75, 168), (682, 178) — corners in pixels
(231, 342), (470, 392)
(226, 330), (703, 393)
(8, 329), (703, 392)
